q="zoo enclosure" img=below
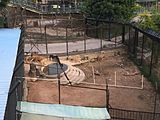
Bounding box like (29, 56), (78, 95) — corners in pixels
(24, 16), (160, 92)
(23, 16), (160, 119)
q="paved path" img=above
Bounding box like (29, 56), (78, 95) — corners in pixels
(25, 38), (122, 54)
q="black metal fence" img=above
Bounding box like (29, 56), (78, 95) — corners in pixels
(123, 24), (160, 93)
(24, 18), (123, 56)
(109, 108), (160, 120)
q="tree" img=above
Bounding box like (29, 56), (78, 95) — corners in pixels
(0, 0), (9, 8)
(0, 0), (9, 27)
(82, 0), (137, 22)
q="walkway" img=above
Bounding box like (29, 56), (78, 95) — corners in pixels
(25, 38), (122, 54)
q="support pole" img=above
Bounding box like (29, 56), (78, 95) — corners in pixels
(140, 35), (145, 66)
(100, 26), (103, 50)
(149, 41), (154, 76)
(56, 63), (61, 104)
(96, 19), (99, 38)
(39, 14), (43, 40)
(134, 30), (138, 57)
(108, 22), (111, 41)
(58, 78), (61, 104)
(85, 18), (88, 36)
(115, 71), (117, 86)
(105, 79), (109, 108)
(128, 26), (131, 53)
(115, 33), (117, 47)
(66, 27), (69, 57)
(45, 25), (48, 55)
(122, 24), (125, 43)
(141, 75), (144, 89)
(153, 82), (158, 120)
(84, 28), (86, 53)
(92, 66), (95, 84)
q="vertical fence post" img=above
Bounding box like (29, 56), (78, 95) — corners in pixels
(84, 18), (87, 52)
(128, 26), (131, 53)
(45, 25), (48, 55)
(140, 35), (145, 66)
(100, 26), (103, 50)
(122, 24), (125, 43)
(85, 17), (88, 36)
(153, 82), (158, 120)
(56, 15), (59, 37)
(57, 63), (61, 104)
(58, 78), (61, 104)
(105, 79), (109, 109)
(96, 19), (99, 38)
(84, 28), (86, 53)
(66, 27), (69, 57)
(134, 29), (138, 58)
(108, 21), (111, 41)
(149, 41), (154, 76)
(115, 32), (117, 48)
(15, 80), (18, 120)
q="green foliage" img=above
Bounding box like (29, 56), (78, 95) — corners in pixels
(83, 0), (160, 30)
(82, 0), (137, 22)
(0, 0), (9, 8)
(152, 13), (160, 30)
(135, 6), (160, 31)
(138, 12), (158, 31)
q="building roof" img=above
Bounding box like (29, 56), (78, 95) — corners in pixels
(17, 101), (111, 120)
(0, 28), (21, 120)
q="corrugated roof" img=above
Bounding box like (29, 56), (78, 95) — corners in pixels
(0, 28), (21, 120)
(17, 101), (111, 119)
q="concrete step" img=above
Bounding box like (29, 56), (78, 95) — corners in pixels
(60, 66), (85, 85)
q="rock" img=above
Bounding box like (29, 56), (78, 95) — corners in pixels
(80, 55), (89, 61)
(101, 51), (105, 54)
(90, 58), (96, 63)
(94, 70), (100, 76)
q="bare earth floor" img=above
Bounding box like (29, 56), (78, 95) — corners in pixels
(25, 48), (160, 113)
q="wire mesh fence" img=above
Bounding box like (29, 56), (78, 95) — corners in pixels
(124, 24), (160, 93)
(109, 107), (160, 120)
(24, 18), (123, 55)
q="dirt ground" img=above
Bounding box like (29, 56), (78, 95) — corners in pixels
(25, 48), (160, 113)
